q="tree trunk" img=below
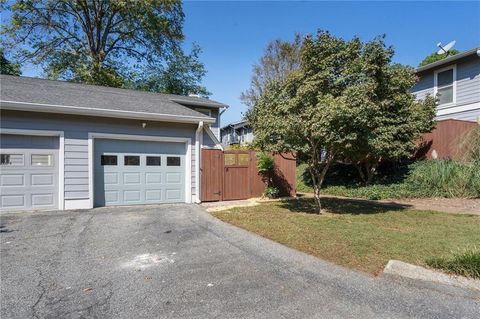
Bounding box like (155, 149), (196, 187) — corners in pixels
(308, 155), (334, 215)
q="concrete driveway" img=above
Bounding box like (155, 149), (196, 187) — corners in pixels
(1, 204), (479, 319)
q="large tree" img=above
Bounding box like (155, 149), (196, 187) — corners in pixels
(247, 31), (436, 213)
(419, 50), (460, 67)
(240, 34), (302, 108)
(1, 0), (207, 93)
(0, 48), (21, 75)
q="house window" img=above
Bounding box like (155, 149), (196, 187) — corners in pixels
(435, 66), (455, 105)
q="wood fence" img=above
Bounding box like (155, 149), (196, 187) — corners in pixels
(201, 149), (296, 202)
(416, 119), (478, 160)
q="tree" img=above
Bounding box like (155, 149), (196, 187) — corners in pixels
(419, 50), (460, 67)
(1, 0), (198, 91)
(240, 34), (302, 108)
(247, 31), (436, 214)
(0, 48), (21, 75)
(132, 44), (209, 96)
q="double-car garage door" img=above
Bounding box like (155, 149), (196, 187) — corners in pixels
(94, 139), (186, 207)
(1, 134), (187, 211)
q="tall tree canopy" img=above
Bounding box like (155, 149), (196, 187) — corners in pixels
(419, 49), (460, 67)
(247, 31), (436, 213)
(1, 0), (208, 94)
(241, 34), (302, 108)
(0, 48), (21, 75)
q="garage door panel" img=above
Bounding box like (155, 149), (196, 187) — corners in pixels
(31, 174), (54, 186)
(1, 174), (25, 186)
(1, 134), (59, 212)
(94, 139), (186, 207)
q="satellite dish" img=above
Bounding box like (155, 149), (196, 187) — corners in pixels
(437, 40), (456, 55)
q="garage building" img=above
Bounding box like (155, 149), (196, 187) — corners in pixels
(0, 75), (226, 212)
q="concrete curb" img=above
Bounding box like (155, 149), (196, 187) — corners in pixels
(383, 260), (480, 291)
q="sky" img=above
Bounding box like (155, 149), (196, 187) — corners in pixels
(15, 1), (480, 126)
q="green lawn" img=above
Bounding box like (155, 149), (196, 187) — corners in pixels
(212, 198), (480, 275)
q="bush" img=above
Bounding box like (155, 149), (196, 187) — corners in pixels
(257, 152), (275, 173)
(426, 248), (480, 279)
(263, 186), (280, 199)
(296, 160), (480, 199)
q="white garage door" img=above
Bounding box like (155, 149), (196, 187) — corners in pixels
(0, 134), (59, 211)
(94, 139), (186, 207)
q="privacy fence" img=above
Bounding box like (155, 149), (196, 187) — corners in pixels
(201, 149), (296, 202)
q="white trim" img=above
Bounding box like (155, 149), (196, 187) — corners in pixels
(195, 122), (204, 203)
(433, 64), (457, 107)
(65, 199), (90, 210)
(204, 125), (224, 150)
(436, 101), (480, 116)
(1, 100), (215, 124)
(88, 132), (193, 207)
(0, 128), (65, 210)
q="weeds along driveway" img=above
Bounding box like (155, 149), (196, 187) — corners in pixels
(1, 204), (479, 319)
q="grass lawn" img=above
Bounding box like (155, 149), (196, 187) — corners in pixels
(212, 198), (480, 276)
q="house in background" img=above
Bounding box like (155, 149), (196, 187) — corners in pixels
(0, 75), (227, 212)
(412, 47), (480, 122)
(220, 120), (254, 147)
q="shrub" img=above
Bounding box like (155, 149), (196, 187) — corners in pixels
(426, 248), (480, 279)
(257, 152), (275, 173)
(263, 186), (280, 199)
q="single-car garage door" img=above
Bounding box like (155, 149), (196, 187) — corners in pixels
(94, 139), (186, 207)
(0, 134), (59, 211)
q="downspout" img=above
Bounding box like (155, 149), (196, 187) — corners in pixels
(195, 121), (204, 203)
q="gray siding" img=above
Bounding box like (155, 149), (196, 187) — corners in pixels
(1, 110), (198, 201)
(412, 57), (480, 122)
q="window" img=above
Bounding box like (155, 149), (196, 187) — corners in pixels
(101, 155), (117, 165)
(435, 66), (455, 105)
(1, 154), (24, 166)
(167, 156), (181, 166)
(124, 156), (140, 166)
(146, 156), (161, 166)
(32, 154), (53, 166)
(224, 154), (236, 166)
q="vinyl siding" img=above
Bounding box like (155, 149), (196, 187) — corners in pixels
(0, 110), (198, 201)
(412, 57), (480, 122)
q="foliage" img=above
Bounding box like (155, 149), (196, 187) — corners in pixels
(257, 152), (275, 173)
(240, 34), (302, 108)
(263, 186), (280, 199)
(213, 199), (480, 275)
(1, 0), (208, 94)
(457, 125), (480, 162)
(297, 160), (480, 199)
(419, 50), (460, 67)
(131, 44), (209, 96)
(0, 48), (21, 75)
(247, 31), (435, 213)
(426, 248), (480, 279)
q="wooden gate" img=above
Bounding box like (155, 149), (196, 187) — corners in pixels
(201, 149), (296, 202)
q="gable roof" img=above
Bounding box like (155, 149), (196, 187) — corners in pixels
(221, 120), (249, 130)
(0, 75), (228, 124)
(415, 47), (480, 73)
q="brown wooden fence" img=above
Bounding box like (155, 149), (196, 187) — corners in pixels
(416, 119), (478, 160)
(201, 149), (296, 202)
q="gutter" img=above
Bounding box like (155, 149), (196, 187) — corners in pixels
(415, 47), (480, 73)
(195, 121), (204, 203)
(0, 100), (216, 124)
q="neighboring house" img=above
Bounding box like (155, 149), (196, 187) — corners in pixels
(220, 120), (254, 146)
(0, 75), (227, 212)
(412, 47), (480, 122)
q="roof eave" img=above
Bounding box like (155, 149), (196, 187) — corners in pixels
(415, 47), (480, 73)
(0, 100), (215, 124)
(169, 98), (229, 109)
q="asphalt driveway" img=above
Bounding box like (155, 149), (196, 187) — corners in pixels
(1, 204), (479, 319)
